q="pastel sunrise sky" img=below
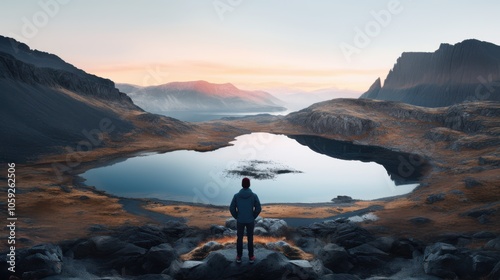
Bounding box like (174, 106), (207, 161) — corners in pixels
(1, 0), (499, 93)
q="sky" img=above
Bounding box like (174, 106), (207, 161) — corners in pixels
(1, 0), (500, 93)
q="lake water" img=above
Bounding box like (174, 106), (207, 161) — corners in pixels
(81, 133), (421, 205)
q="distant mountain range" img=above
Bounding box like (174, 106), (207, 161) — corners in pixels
(360, 39), (500, 107)
(0, 35), (189, 162)
(116, 81), (286, 113)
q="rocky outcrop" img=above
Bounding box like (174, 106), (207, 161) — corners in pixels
(284, 98), (499, 172)
(15, 244), (63, 280)
(0, 36), (138, 107)
(0, 36), (194, 162)
(3, 219), (500, 279)
(423, 242), (500, 279)
(360, 39), (500, 107)
(286, 102), (378, 136)
(285, 98), (446, 137)
(169, 248), (326, 280)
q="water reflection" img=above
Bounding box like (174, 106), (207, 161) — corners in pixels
(81, 133), (425, 205)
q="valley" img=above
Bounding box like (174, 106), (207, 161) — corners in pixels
(1, 34), (499, 279)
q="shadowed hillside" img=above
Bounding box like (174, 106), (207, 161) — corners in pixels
(0, 36), (196, 163)
(360, 39), (500, 107)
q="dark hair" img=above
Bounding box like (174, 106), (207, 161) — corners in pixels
(242, 177), (250, 188)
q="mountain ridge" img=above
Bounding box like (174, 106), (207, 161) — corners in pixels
(117, 80), (286, 113)
(360, 39), (500, 107)
(0, 36), (193, 162)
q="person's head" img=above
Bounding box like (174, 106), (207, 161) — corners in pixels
(242, 177), (250, 189)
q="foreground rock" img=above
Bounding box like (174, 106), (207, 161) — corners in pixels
(423, 242), (500, 279)
(3, 219), (500, 279)
(169, 248), (327, 280)
(14, 244), (63, 280)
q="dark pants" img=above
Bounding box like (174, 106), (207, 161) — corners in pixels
(236, 222), (255, 257)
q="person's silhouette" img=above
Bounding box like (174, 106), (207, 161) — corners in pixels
(230, 177), (261, 263)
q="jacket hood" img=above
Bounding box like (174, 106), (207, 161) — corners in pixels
(238, 188), (254, 199)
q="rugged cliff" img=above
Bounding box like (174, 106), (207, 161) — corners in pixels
(0, 36), (193, 162)
(360, 39), (500, 107)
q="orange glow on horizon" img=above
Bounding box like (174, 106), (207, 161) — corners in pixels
(83, 61), (385, 92)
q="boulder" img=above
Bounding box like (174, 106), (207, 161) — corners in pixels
(489, 261), (500, 280)
(297, 219), (375, 249)
(463, 208), (496, 218)
(69, 235), (147, 274)
(368, 236), (395, 253)
(225, 218), (237, 230)
(294, 237), (326, 254)
(331, 195), (354, 203)
(142, 243), (178, 273)
(348, 243), (390, 267)
(122, 226), (164, 247)
(390, 239), (418, 259)
(254, 226), (268, 235)
(423, 242), (471, 279)
(435, 233), (471, 246)
(318, 243), (352, 273)
(327, 222), (375, 249)
(17, 244), (63, 280)
(478, 214), (492, 224)
(169, 260), (204, 279)
(72, 235), (146, 260)
(209, 225), (235, 236)
(464, 177), (483, 188)
(485, 237), (500, 250)
(287, 259), (324, 279)
(107, 243), (147, 274)
(269, 219), (288, 236)
(169, 248), (321, 280)
(409, 217), (432, 225)
(471, 252), (499, 276)
(449, 189), (464, 196)
(473, 231), (497, 239)
(117, 224), (180, 248)
(255, 218), (289, 236)
(173, 237), (202, 255)
(425, 193), (445, 204)
(349, 244), (389, 258)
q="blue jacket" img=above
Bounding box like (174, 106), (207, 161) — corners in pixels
(230, 188), (261, 223)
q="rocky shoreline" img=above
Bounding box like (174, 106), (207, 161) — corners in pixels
(3, 217), (499, 279)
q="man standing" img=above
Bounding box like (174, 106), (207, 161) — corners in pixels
(230, 177), (262, 264)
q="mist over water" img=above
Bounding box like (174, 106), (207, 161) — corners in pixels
(81, 133), (419, 205)
(158, 110), (293, 122)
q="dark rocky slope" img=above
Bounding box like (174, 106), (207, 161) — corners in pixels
(360, 39), (500, 107)
(0, 36), (192, 163)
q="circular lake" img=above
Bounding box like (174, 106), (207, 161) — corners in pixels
(81, 133), (423, 205)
